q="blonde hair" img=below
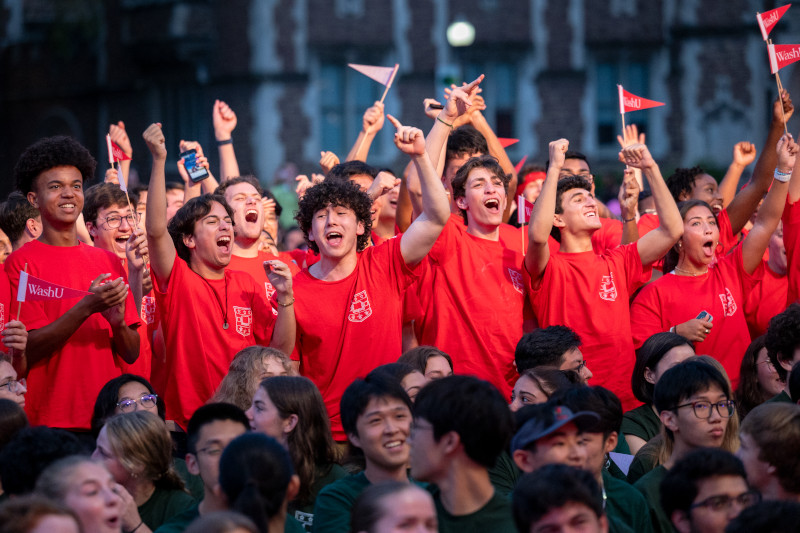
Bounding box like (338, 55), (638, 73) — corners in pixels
(104, 411), (185, 491)
(210, 346), (296, 411)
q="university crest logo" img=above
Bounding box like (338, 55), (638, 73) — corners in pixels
(141, 296), (156, 325)
(718, 288), (737, 317)
(598, 273), (618, 302)
(233, 306), (253, 337)
(348, 290), (372, 323)
(264, 281), (276, 300)
(508, 268), (524, 295)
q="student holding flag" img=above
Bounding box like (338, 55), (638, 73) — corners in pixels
(141, 123), (295, 430)
(5, 135), (141, 431)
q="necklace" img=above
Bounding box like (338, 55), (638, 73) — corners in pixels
(198, 272), (229, 329)
(674, 265), (709, 277)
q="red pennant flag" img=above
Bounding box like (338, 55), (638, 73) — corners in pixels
(768, 43), (800, 74)
(517, 194), (534, 225)
(514, 155), (528, 175)
(348, 63), (399, 87)
(498, 138), (519, 148)
(757, 4), (791, 41)
(618, 85), (665, 114)
(16, 271), (92, 303)
(106, 134), (131, 163)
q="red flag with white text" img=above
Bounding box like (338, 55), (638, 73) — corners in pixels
(618, 85), (665, 114)
(16, 271), (92, 302)
(757, 4), (791, 41)
(106, 134), (131, 163)
(768, 43), (800, 74)
(517, 194), (534, 225)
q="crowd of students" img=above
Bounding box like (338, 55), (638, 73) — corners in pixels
(0, 73), (800, 533)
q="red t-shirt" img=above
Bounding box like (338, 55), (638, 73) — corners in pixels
(744, 262), (787, 339)
(546, 218), (625, 254)
(630, 244), (761, 386)
(229, 252), (302, 316)
(5, 240), (140, 429)
(526, 243), (645, 410)
(288, 248), (320, 269)
(115, 258), (152, 380)
(637, 213), (660, 237)
(414, 215), (532, 398)
(784, 198), (800, 305)
(153, 253), (275, 429)
(717, 209), (739, 256)
(292, 237), (420, 440)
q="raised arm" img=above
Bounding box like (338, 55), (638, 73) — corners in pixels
(391, 115), (450, 266)
(618, 168), (641, 245)
(727, 91), (794, 233)
(264, 259), (296, 355)
(213, 100), (240, 181)
(109, 121), (133, 186)
(525, 139), (568, 278)
(619, 144), (683, 266)
(719, 142), (756, 208)
(346, 101), (385, 163)
(143, 123), (177, 291)
(742, 133), (797, 274)
(407, 76), (484, 219)
(177, 140), (218, 202)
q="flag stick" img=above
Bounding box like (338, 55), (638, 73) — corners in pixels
(352, 65), (399, 161)
(521, 225), (525, 255)
(774, 76), (789, 135)
(16, 263), (27, 321)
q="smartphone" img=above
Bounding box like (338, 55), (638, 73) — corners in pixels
(696, 311), (713, 323)
(180, 149), (209, 183)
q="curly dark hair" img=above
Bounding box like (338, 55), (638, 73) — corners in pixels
(666, 166), (705, 203)
(167, 194), (234, 264)
(295, 180), (373, 254)
(14, 136), (97, 194)
(450, 155), (510, 225)
(766, 302), (800, 381)
(550, 175), (592, 243)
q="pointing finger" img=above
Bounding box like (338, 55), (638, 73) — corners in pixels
(386, 114), (403, 130)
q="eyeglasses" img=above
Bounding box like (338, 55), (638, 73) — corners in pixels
(757, 358), (776, 370)
(672, 399), (735, 419)
(196, 445), (224, 457)
(101, 213), (140, 229)
(0, 378), (26, 394)
(573, 360), (587, 373)
(116, 393), (158, 413)
(690, 491), (761, 512)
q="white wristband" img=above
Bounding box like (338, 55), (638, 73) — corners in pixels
(774, 168), (792, 183)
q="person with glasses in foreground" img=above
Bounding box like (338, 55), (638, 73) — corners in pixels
(634, 360), (737, 533)
(660, 448), (759, 533)
(0, 353), (27, 408)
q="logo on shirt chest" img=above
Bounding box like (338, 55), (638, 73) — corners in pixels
(233, 306), (253, 337)
(348, 290), (373, 323)
(508, 268), (524, 295)
(598, 272), (618, 302)
(141, 296), (156, 325)
(718, 288), (737, 317)
(264, 282), (276, 300)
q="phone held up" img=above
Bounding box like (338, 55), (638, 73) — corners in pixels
(180, 149), (209, 183)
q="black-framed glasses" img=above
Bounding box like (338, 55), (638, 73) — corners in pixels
(672, 399), (735, 419)
(116, 393), (158, 413)
(689, 490), (760, 512)
(574, 360), (587, 373)
(0, 378), (26, 394)
(101, 213), (140, 229)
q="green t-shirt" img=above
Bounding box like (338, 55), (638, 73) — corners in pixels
(488, 450), (521, 496)
(312, 471), (371, 533)
(621, 404), (661, 443)
(173, 458), (205, 501)
(603, 470), (654, 533)
(634, 465), (671, 533)
(627, 437), (661, 485)
(289, 462), (348, 531)
(153, 503), (200, 533)
(431, 487), (515, 533)
(766, 390), (792, 403)
(138, 487), (197, 531)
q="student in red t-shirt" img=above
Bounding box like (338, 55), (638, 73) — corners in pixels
(785, 164), (800, 305)
(631, 133), (799, 387)
(216, 176), (301, 306)
(83, 183), (152, 379)
(141, 123), (295, 429)
(5, 136), (141, 430)
(291, 115), (450, 441)
(525, 139), (683, 410)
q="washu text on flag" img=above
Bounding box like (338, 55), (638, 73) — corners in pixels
(17, 271), (92, 302)
(617, 85), (665, 114)
(757, 4), (791, 41)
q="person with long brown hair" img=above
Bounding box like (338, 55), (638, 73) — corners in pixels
(246, 376), (344, 530)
